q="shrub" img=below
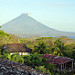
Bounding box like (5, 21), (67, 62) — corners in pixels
(2, 50), (10, 55)
(11, 53), (24, 63)
(35, 66), (51, 75)
(45, 63), (55, 73)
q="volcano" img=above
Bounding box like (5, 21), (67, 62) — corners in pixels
(1, 13), (75, 37)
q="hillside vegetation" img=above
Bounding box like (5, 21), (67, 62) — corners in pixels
(0, 30), (75, 75)
(0, 30), (75, 59)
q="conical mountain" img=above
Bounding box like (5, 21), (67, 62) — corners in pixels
(1, 13), (75, 37)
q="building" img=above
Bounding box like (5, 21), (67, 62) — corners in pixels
(1, 43), (32, 55)
(40, 54), (74, 72)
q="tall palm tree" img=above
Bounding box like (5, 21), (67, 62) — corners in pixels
(34, 41), (46, 54)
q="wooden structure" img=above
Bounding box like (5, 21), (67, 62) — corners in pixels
(1, 43), (32, 55)
(40, 54), (74, 72)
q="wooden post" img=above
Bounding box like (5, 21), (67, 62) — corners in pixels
(65, 63), (66, 69)
(63, 64), (64, 68)
(58, 68), (59, 72)
(61, 64), (62, 71)
(72, 61), (73, 70)
(65, 63), (66, 72)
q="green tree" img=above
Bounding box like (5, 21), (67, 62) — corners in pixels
(34, 41), (46, 54)
(23, 55), (32, 66)
(35, 66), (51, 75)
(22, 54), (46, 67)
(45, 63), (55, 73)
(30, 54), (45, 67)
(54, 39), (64, 50)
(1, 50), (11, 60)
(71, 51), (75, 59)
(2, 50), (10, 55)
(62, 45), (73, 57)
(2, 54), (11, 60)
(53, 39), (64, 56)
(11, 53), (24, 63)
(53, 47), (63, 56)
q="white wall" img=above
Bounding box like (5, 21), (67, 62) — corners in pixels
(23, 52), (30, 55)
(10, 52), (30, 55)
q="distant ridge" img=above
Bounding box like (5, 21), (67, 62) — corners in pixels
(1, 13), (75, 37)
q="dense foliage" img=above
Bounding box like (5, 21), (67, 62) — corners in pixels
(0, 30), (75, 59)
(0, 30), (75, 75)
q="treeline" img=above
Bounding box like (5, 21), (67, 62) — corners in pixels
(32, 38), (75, 60)
(20, 37), (75, 60)
(0, 30), (75, 59)
(0, 30), (20, 45)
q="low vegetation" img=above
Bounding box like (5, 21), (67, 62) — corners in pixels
(0, 30), (75, 75)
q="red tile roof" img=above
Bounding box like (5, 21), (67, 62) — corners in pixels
(40, 54), (73, 65)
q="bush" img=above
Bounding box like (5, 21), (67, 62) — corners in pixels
(35, 66), (51, 75)
(45, 63), (55, 73)
(11, 53), (24, 63)
(2, 50), (10, 55)
(22, 54), (46, 67)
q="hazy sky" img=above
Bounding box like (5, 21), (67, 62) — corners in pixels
(0, 0), (75, 32)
